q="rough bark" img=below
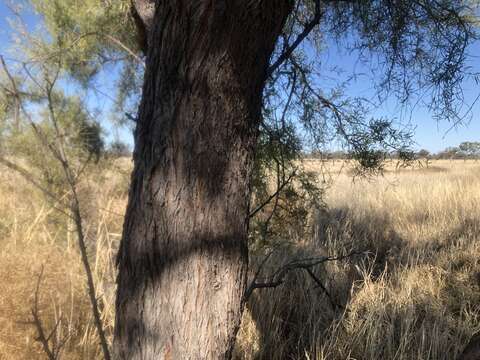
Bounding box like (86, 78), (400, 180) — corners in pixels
(131, 0), (155, 52)
(114, 1), (292, 359)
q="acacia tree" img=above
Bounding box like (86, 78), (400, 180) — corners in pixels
(113, 3), (293, 359)
(113, 1), (477, 358)
(8, 0), (479, 358)
(459, 141), (480, 159)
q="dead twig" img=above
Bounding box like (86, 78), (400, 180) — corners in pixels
(28, 266), (71, 360)
(249, 170), (297, 218)
(31, 266), (56, 360)
(244, 251), (363, 305)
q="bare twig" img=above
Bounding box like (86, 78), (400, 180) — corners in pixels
(43, 77), (112, 360)
(249, 170), (297, 218)
(304, 267), (343, 310)
(244, 251), (363, 302)
(246, 248), (277, 296)
(28, 266), (71, 360)
(30, 266), (57, 360)
(70, 187), (112, 360)
(0, 57), (111, 360)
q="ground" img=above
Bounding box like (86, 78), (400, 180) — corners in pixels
(0, 159), (478, 359)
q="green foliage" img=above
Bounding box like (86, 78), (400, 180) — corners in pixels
(351, 149), (387, 172)
(1, 90), (103, 196)
(459, 141), (480, 158)
(0, 83), (15, 124)
(325, 0), (477, 119)
(28, 0), (138, 84)
(249, 124), (325, 249)
(437, 146), (463, 159)
(45, 93), (104, 159)
(417, 149), (431, 158)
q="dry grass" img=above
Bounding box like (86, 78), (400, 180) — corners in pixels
(236, 160), (480, 359)
(0, 159), (129, 359)
(0, 159), (479, 359)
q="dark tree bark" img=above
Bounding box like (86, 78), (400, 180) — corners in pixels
(114, 1), (292, 359)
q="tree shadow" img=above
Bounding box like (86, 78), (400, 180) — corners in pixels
(235, 206), (480, 359)
(234, 205), (408, 359)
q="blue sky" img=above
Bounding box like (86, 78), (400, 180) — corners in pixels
(0, 1), (479, 153)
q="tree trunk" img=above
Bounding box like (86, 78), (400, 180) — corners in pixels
(114, 2), (291, 359)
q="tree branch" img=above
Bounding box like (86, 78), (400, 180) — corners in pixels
(244, 250), (363, 302)
(30, 266), (57, 360)
(0, 157), (71, 218)
(0, 55), (20, 128)
(28, 266), (71, 360)
(267, 0), (322, 77)
(0, 57), (112, 360)
(43, 76), (112, 360)
(249, 170), (297, 218)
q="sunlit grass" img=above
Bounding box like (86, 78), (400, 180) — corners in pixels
(0, 159), (478, 359)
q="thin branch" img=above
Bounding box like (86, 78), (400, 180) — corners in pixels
(28, 32), (145, 68)
(69, 188), (112, 360)
(267, 0), (322, 77)
(1, 56), (111, 360)
(289, 55), (353, 143)
(29, 266), (71, 360)
(0, 157), (71, 217)
(249, 170), (297, 218)
(44, 76), (112, 360)
(1, 55), (67, 163)
(261, 159), (282, 239)
(244, 249), (277, 301)
(304, 267), (343, 310)
(244, 251), (363, 302)
(31, 266), (56, 360)
(102, 33), (145, 67)
(0, 55), (20, 128)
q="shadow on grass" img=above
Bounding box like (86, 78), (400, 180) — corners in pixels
(235, 205), (480, 359)
(235, 206), (408, 359)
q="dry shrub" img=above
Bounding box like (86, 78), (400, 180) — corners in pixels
(0, 158), (128, 359)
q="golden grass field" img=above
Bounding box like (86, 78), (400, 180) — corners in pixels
(0, 159), (479, 359)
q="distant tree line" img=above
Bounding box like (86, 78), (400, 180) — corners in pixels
(308, 141), (480, 161)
